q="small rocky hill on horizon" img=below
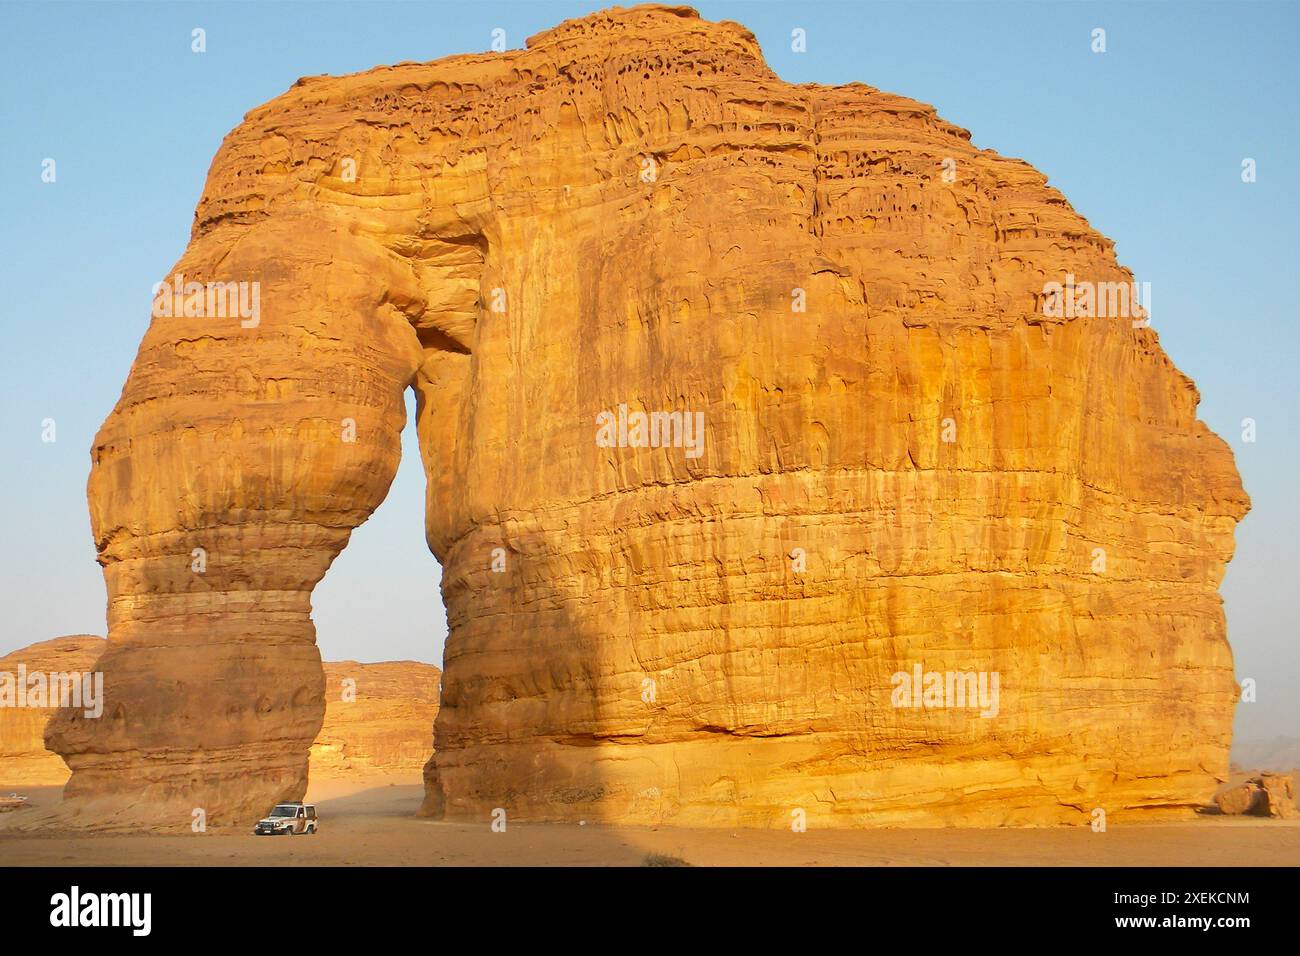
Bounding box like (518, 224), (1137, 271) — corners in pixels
(1231, 735), (1300, 773)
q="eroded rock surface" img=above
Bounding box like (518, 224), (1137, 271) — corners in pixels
(1216, 774), (1297, 818)
(1, 637), (437, 789)
(0, 636), (104, 786)
(311, 661), (440, 775)
(1258, 774), (1298, 818)
(46, 4), (1247, 828)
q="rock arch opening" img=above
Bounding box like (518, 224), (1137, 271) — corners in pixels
(307, 386), (448, 782)
(310, 389), (448, 671)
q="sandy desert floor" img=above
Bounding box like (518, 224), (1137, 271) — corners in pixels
(2, 774), (1299, 866)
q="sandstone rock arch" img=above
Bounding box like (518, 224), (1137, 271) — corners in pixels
(46, 5), (1248, 829)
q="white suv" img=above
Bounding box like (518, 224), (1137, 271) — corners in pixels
(254, 802), (318, 835)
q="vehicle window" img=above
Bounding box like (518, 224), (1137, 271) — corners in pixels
(297, 807), (305, 818)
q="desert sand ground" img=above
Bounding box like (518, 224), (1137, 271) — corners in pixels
(2, 774), (1299, 866)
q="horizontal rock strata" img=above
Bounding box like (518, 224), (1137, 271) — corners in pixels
(0, 636), (104, 786)
(45, 5), (1247, 828)
(310, 661), (440, 775)
(1, 638), (437, 790)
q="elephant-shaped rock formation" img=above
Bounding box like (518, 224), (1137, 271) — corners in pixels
(45, 4), (1248, 829)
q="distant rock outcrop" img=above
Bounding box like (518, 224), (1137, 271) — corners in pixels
(1231, 736), (1300, 773)
(1, 636), (438, 786)
(0, 636), (104, 785)
(311, 660), (440, 775)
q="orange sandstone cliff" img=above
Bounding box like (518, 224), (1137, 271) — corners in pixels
(42, 5), (1247, 829)
(310, 661), (440, 776)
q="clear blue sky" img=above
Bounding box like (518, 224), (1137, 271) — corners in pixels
(1, 1), (1295, 743)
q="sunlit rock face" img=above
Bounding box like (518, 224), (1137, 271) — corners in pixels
(310, 661), (440, 776)
(0, 637), (104, 786)
(1, 639), (437, 787)
(45, 4), (1247, 829)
